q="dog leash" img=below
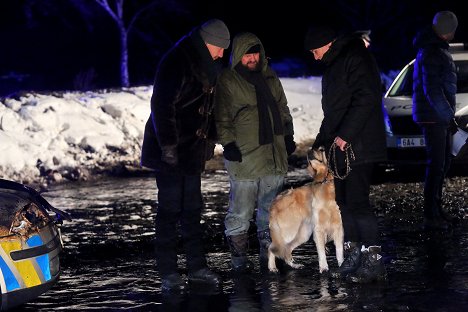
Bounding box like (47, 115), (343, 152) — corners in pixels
(327, 142), (355, 180)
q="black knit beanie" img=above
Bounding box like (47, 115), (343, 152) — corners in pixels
(304, 25), (337, 50)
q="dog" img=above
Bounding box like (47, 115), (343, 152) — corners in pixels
(267, 147), (344, 273)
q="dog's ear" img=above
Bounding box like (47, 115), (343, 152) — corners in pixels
(307, 161), (317, 178)
(306, 147), (314, 161)
(315, 160), (328, 180)
(308, 156), (328, 182)
(319, 147), (327, 166)
(307, 146), (324, 161)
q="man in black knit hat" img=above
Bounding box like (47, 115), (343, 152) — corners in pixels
(412, 11), (459, 230)
(304, 24), (387, 283)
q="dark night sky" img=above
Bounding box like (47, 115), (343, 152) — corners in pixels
(190, 0), (467, 66)
(1, 0), (466, 95)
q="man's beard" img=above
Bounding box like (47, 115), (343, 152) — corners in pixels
(244, 61), (260, 72)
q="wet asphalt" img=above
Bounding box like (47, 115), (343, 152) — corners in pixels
(13, 163), (468, 311)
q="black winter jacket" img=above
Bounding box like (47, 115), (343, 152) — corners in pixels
(140, 30), (220, 174)
(412, 26), (456, 125)
(314, 35), (387, 166)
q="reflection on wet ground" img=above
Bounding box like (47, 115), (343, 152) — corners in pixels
(17, 168), (468, 311)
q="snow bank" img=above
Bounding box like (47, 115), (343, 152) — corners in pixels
(0, 78), (322, 185)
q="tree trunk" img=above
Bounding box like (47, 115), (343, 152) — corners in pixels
(119, 24), (129, 88)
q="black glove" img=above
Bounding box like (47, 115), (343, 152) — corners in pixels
(311, 135), (323, 151)
(449, 118), (459, 135)
(223, 142), (242, 162)
(161, 145), (178, 166)
(285, 135), (296, 156)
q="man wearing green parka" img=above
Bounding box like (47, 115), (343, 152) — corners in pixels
(214, 32), (296, 272)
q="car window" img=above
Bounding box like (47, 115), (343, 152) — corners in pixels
(456, 60), (468, 93)
(387, 65), (413, 97)
(388, 60), (468, 96)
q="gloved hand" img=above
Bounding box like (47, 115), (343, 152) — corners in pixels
(161, 145), (178, 166)
(223, 142), (242, 162)
(449, 118), (459, 135)
(311, 135), (323, 151)
(285, 135), (296, 156)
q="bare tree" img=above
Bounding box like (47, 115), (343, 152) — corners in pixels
(23, 0), (187, 89)
(92, 0), (164, 87)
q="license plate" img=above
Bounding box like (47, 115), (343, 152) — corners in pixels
(397, 137), (425, 148)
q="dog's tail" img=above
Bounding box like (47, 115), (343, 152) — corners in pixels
(269, 220), (291, 261)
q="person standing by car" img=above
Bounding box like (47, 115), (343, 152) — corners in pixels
(412, 11), (458, 231)
(214, 32), (296, 273)
(140, 19), (230, 291)
(304, 24), (387, 283)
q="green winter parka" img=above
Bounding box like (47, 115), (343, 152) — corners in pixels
(214, 32), (294, 179)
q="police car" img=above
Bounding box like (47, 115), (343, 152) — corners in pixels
(0, 179), (70, 310)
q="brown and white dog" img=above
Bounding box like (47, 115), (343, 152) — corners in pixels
(268, 147), (344, 273)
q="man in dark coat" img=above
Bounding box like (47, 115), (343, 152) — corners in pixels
(412, 11), (458, 231)
(140, 19), (230, 291)
(305, 24), (387, 283)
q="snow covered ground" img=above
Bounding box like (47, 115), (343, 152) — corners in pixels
(0, 77), (323, 185)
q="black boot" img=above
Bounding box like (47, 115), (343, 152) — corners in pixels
(332, 241), (362, 278)
(347, 246), (387, 283)
(161, 272), (186, 291)
(227, 233), (254, 273)
(424, 201), (450, 230)
(257, 230), (271, 263)
(188, 267), (221, 286)
(439, 208), (458, 224)
(423, 217), (449, 231)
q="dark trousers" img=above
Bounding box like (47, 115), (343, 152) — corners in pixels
(421, 124), (452, 219)
(154, 171), (207, 277)
(334, 163), (378, 246)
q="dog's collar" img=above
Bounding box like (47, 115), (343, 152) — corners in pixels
(314, 175), (333, 185)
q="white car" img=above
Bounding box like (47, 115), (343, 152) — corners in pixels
(382, 43), (468, 165)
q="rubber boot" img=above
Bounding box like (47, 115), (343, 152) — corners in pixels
(423, 217), (449, 231)
(161, 272), (186, 292)
(347, 246), (387, 283)
(188, 267), (221, 286)
(331, 241), (362, 278)
(437, 185), (456, 224)
(227, 233), (254, 273)
(257, 230), (271, 263)
(424, 194), (450, 230)
(438, 207), (457, 225)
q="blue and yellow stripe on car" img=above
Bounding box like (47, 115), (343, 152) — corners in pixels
(0, 224), (61, 294)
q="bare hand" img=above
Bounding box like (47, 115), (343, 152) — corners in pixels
(334, 136), (348, 151)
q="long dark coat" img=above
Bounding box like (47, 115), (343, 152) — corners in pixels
(140, 30), (219, 175)
(314, 35), (387, 166)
